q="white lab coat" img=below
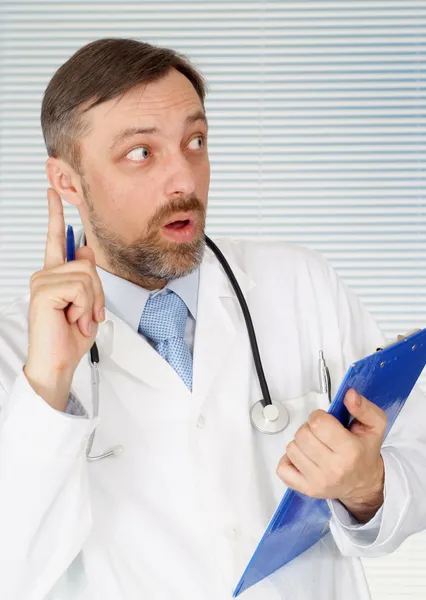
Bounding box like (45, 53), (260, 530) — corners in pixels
(0, 238), (425, 600)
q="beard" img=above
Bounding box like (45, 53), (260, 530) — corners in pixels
(82, 180), (207, 285)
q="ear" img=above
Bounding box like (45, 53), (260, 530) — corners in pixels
(45, 156), (84, 207)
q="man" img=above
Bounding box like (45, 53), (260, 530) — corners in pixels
(0, 37), (425, 600)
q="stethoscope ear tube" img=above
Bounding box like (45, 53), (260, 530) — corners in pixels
(90, 343), (100, 364)
(86, 355), (124, 461)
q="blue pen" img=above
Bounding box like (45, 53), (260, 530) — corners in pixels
(66, 224), (76, 262)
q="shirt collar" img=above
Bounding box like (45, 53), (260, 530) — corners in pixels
(96, 265), (200, 333)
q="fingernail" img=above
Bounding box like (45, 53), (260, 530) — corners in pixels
(88, 321), (96, 335)
(355, 393), (362, 406)
(99, 307), (105, 322)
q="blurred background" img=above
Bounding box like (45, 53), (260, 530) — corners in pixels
(0, 1), (425, 597)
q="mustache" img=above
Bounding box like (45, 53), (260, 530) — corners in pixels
(147, 195), (205, 230)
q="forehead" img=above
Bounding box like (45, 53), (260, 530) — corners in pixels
(85, 69), (203, 138)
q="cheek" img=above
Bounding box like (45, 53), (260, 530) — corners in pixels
(197, 161), (210, 199)
(110, 186), (153, 236)
(86, 168), (120, 213)
(88, 170), (147, 221)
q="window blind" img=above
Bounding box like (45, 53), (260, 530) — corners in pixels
(0, 2), (425, 598)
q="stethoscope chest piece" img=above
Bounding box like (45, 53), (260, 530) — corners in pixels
(250, 400), (290, 434)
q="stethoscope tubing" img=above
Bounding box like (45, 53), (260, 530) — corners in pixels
(66, 227), (293, 459)
(204, 235), (272, 409)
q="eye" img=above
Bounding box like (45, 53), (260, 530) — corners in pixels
(188, 135), (204, 150)
(126, 146), (150, 162)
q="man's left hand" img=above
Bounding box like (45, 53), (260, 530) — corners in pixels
(276, 388), (387, 523)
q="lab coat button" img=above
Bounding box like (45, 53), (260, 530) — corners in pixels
(196, 415), (205, 428)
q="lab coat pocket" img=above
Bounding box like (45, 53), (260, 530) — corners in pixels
(256, 390), (330, 465)
(284, 389), (330, 440)
(254, 390), (331, 508)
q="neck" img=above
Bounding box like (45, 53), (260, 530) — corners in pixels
(83, 230), (169, 291)
(97, 259), (169, 291)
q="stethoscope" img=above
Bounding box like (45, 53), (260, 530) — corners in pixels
(66, 227), (321, 462)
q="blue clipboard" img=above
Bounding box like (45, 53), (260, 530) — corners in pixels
(234, 328), (426, 597)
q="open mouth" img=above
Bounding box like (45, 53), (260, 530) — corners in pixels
(164, 219), (191, 230)
(161, 215), (196, 242)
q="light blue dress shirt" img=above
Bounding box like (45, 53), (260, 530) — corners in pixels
(96, 266), (200, 355)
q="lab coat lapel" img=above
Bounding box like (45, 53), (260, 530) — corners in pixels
(98, 309), (192, 397)
(75, 240), (255, 401)
(192, 245), (255, 412)
(74, 227), (189, 394)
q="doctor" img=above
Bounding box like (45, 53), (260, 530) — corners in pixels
(0, 37), (425, 600)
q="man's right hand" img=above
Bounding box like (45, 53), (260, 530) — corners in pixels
(24, 188), (105, 411)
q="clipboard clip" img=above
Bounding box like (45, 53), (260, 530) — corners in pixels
(376, 328), (422, 352)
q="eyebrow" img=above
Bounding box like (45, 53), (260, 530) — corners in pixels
(109, 110), (208, 152)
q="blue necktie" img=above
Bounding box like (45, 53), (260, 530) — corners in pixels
(138, 289), (193, 390)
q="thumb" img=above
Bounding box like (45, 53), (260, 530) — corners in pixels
(75, 245), (96, 266)
(344, 388), (387, 440)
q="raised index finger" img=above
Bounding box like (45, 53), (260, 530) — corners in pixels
(43, 188), (66, 269)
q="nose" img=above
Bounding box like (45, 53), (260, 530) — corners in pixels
(163, 152), (197, 198)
